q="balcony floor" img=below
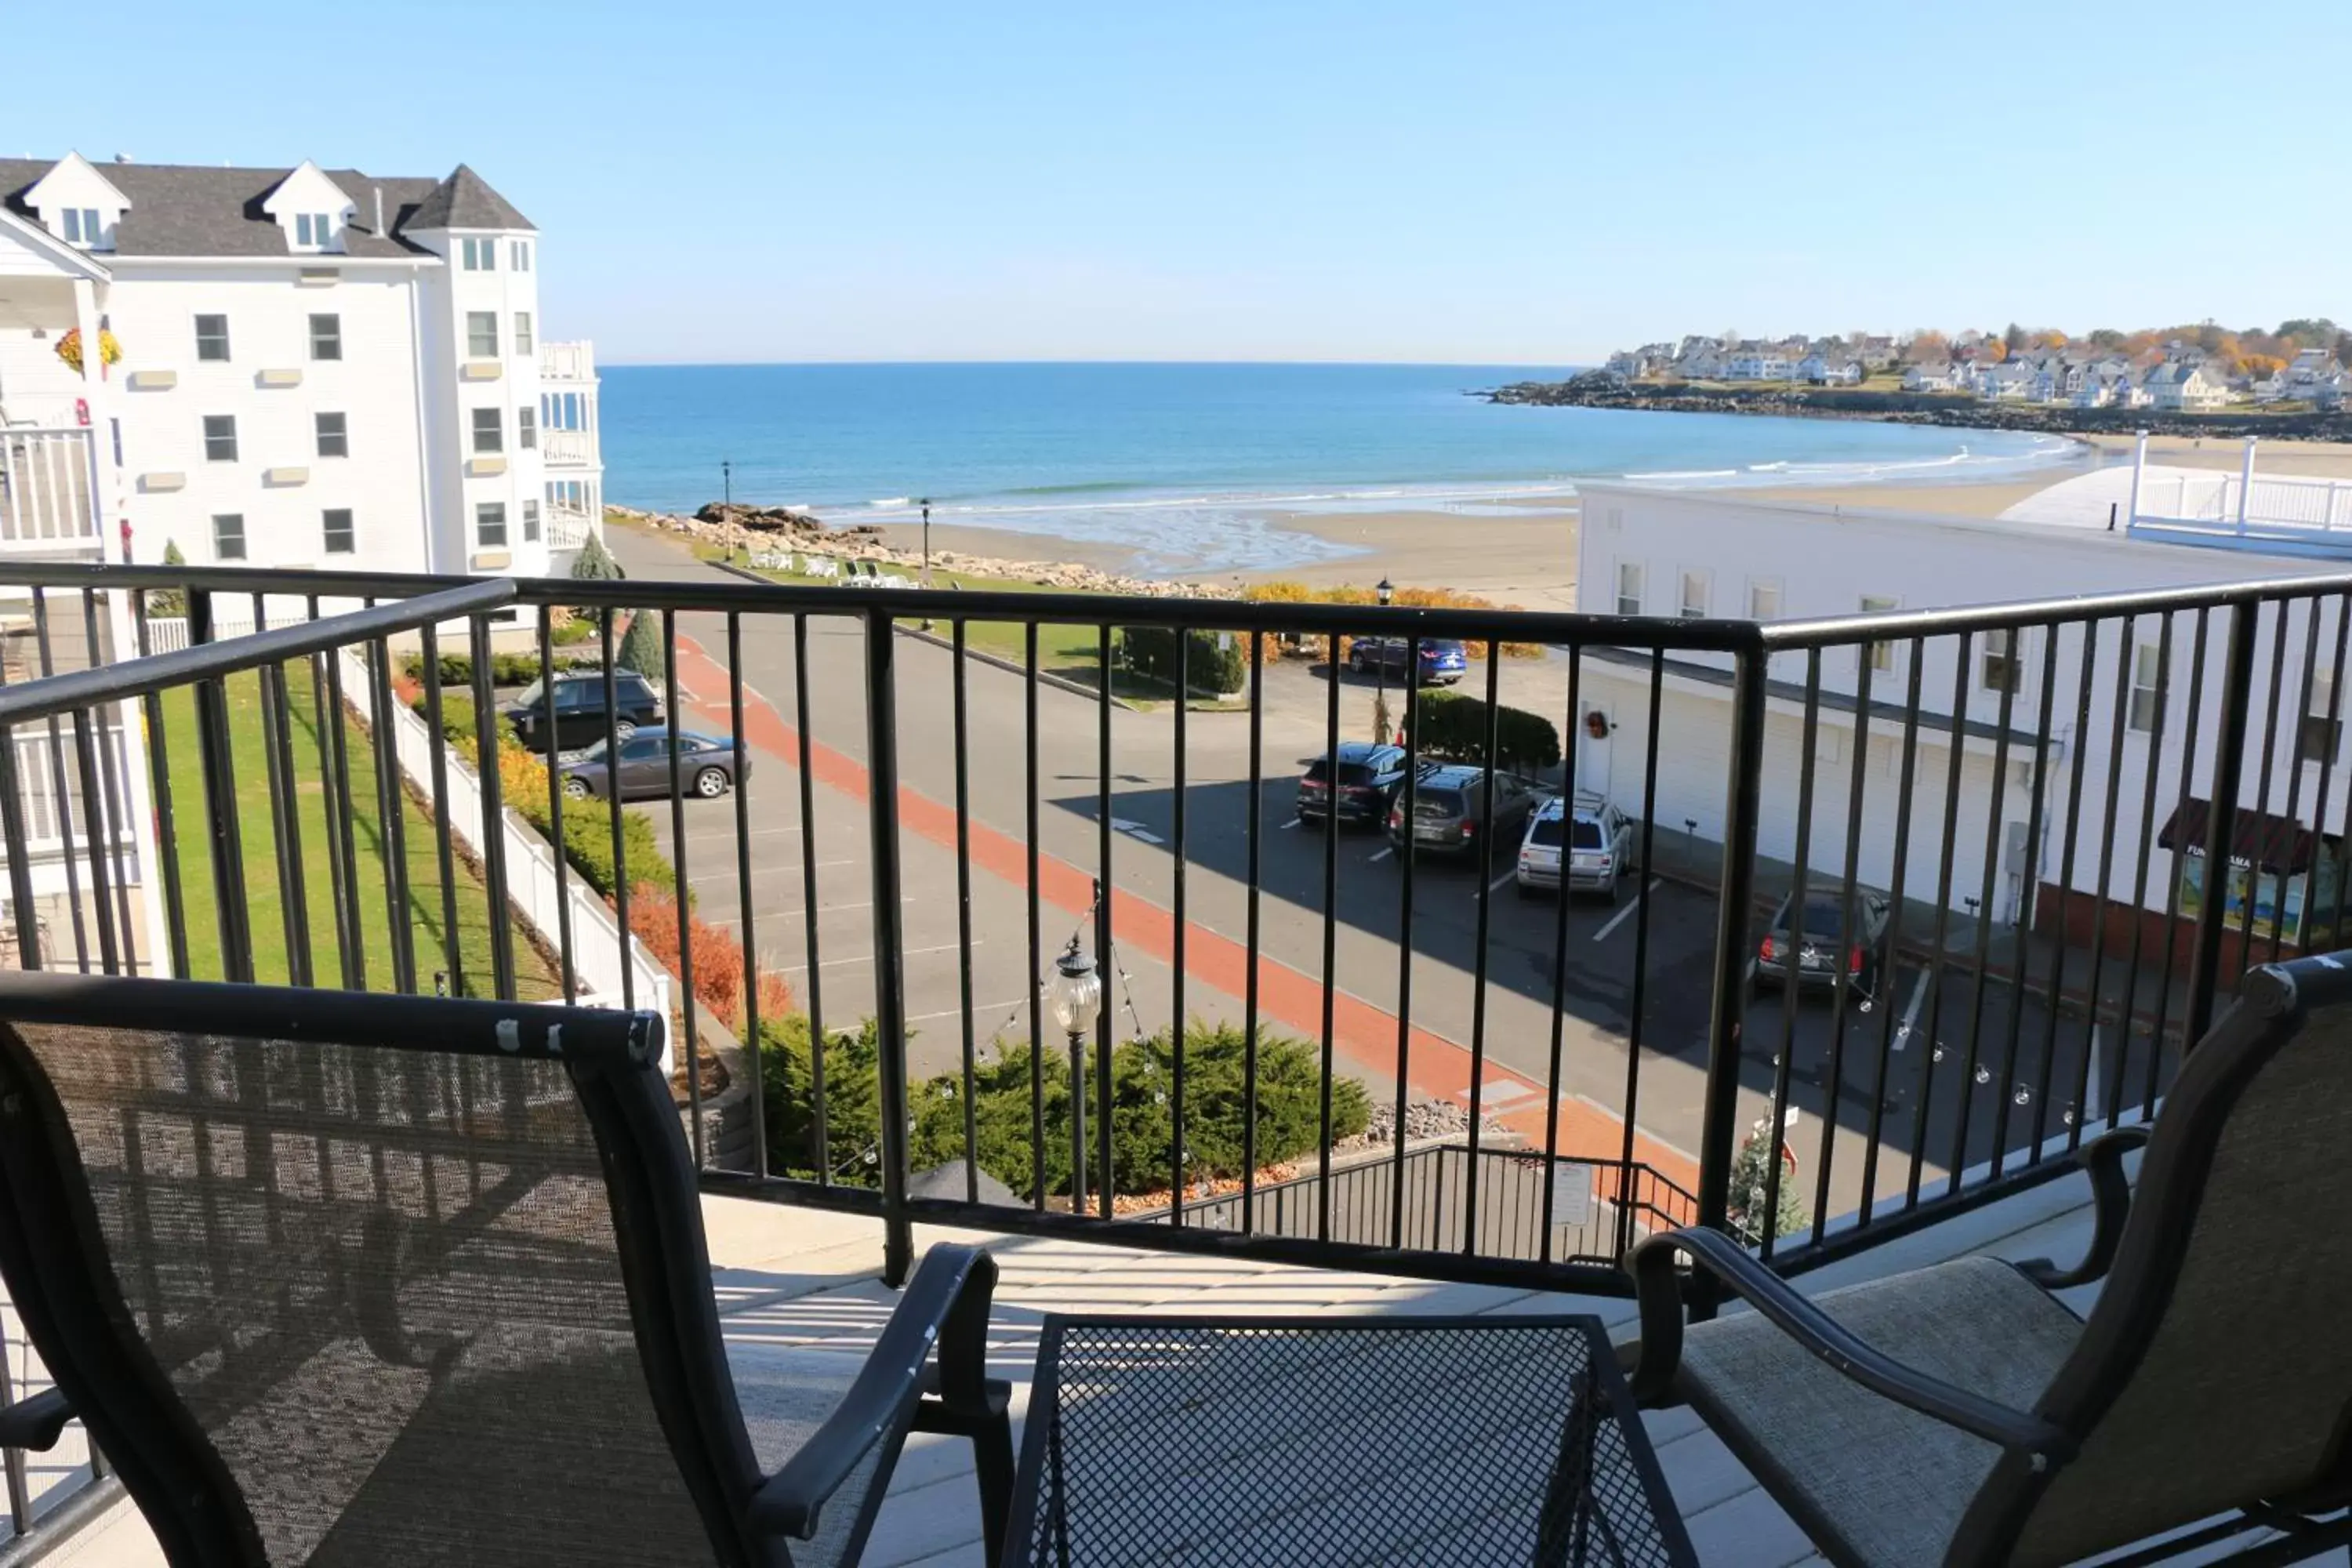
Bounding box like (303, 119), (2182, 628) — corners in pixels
(24, 1169), (2154, 1568)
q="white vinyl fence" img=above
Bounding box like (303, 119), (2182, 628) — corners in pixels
(332, 649), (673, 1053)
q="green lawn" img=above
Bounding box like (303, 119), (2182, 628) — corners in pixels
(160, 662), (561, 1000)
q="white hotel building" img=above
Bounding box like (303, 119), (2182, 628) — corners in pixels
(0, 153), (604, 970)
(1575, 467), (2352, 974)
(0, 152), (604, 579)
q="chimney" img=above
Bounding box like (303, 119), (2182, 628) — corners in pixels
(373, 187), (385, 237)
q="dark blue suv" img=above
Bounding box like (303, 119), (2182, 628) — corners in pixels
(1347, 636), (1468, 685)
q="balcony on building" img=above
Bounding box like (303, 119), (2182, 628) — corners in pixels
(537, 339), (602, 559)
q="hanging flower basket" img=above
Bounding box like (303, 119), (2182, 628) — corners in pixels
(56, 328), (122, 375)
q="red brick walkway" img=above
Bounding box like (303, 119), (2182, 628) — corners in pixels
(670, 633), (1700, 1196)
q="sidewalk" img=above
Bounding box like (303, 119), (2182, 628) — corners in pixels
(1632, 822), (2197, 1042)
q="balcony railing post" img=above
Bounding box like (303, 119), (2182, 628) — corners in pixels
(188, 588), (254, 982)
(1693, 638), (1770, 1319)
(863, 608), (914, 1287)
(2185, 601), (2263, 1046)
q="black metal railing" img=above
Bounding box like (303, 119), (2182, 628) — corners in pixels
(0, 557), (2341, 1319)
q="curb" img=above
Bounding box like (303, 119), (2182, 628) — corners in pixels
(711, 559), (1140, 712)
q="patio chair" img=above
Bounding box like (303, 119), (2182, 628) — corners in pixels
(1625, 952), (2352, 1567)
(0, 973), (1013, 1567)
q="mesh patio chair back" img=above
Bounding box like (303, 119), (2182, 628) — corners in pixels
(1958, 954), (2352, 1566)
(0, 974), (779, 1567)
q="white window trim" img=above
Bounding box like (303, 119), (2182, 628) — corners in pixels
(1745, 576), (1784, 622)
(1980, 625), (2025, 695)
(1859, 594), (1901, 675)
(2127, 642), (2165, 734)
(1614, 559), (1645, 618)
(1678, 567), (1711, 620)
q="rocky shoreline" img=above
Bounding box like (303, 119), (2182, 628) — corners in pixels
(608, 501), (1226, 599)
(1483, 376), (2352, 443)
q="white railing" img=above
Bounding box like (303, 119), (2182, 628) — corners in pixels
(539, 341), (596, 383)
(546, 505), (596, 550)
(0, 428), (103, 550)
(9, 724), (136, 852)
(2126, 436), (2352, 546)
(542, 427), (597, 467)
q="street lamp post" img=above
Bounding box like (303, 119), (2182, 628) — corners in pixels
(723, 459), (733, 510)
(1374, 576), (1395, 743)
(1050, 936), (1102, 1211)
(917, 497), (935, 630)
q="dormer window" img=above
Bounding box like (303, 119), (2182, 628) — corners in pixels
(60, 207), (103, 248)
(293, 212), (336, 249)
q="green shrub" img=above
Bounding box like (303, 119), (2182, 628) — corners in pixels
(572, 533), (623, 582)
(1408, 689), (1560, 771)
(1122, 626), (1247, 695)
(406, 689), (514, 760)
(758, 1017), (1367, 1199)
(551, 616), (597, 647)
(149, 540), (188, 617)
(615, 609), (666, 680)
(396, 650), (594, 688)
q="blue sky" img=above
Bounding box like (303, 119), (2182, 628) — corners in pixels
(13, 2), (2347, 364)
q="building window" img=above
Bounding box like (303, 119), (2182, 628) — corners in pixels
(212, 514), (247, 561)
(1679, 569), (1710, 620)
(294, 212), (332, 248)
(1860, 594), (1900, 673)
(461, 237), (495, 270)
(1614, 561), (1643, 618)
(321, 508), (356, 555)
(523, 499), (542, 543)
(476, 502), (508, 549)
(514, 310), (534, 354)
(466, 311), (499, 359)
(202, 415), (238, 463)
(517, 406), (537, 450)
(2128, 642), (2166, 733)
(194, 314), (230, 362)
(315, 412), (348, 458)
(308, 314), (342, 361)
(510, 240), (532, 271)
(61, 207), (101, 246)
(472, 408), (503, 454)
(1747, 579), (1783, 621)
(2302, 669), (2342, 764)
(1981, 626), (2024, 695)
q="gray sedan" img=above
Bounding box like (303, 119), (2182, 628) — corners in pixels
(558, 728), (745, 802)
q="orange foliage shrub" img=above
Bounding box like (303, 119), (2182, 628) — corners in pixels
(628, 880), (790, 1036)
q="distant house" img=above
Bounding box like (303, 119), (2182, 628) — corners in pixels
(1722, 351), (1791, 381)
(2071, 361), (2136, 408)
(1904, 361), (1958, 393)
(1674, 336), (1726, 379)
(1797, 352), (1861, 385)
(1976, 361), (2038, 401)
(2144, 362), (2232, 412)
(1855, 336), (1898, 369)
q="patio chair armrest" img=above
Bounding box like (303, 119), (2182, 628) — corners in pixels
(1628, 1225), (2073, 1457)
(747, 1243), (996, 1540)
(0, 1386), (74, 1452)
(2016, 1122), (2149, 1291)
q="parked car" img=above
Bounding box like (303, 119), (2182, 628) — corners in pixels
(1346, 636), (1468, 686)
(558, 728), (746, 802)
(1516, 792), (1636, 902)
(1385, 764), (1541, 858)
(1752, 887), (1895, 1007)
(503, 670), (665, 754)
(1297, 742), (1428, 827)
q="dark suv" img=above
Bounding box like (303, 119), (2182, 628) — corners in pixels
(1385, 764), (1541, 858)
(503, 670), (666, 754)
(1753, 887), (1896, 1007)
(1298, 742), (1424, 827)
(1347, 637), (1468, 686)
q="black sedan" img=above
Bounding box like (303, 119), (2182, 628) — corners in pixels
(558, 728), (745, 802)
(1752, 887), (1895, 1007)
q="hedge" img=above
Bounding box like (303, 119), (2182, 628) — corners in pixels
(1408, 688), (1560, 770)
(760, 1018), (1368, 1197)
(1121, 626), (1247, 695)
(397, 650), (597, 688)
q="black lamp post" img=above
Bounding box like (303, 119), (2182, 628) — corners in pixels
(722, 459), (732, 510)
(1374, 576), (1395, 742)
(1050, 935), (1102, 1210)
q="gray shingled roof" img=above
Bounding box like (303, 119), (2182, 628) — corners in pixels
(404, 164), (534, 233)
(0, 158), (532, 259)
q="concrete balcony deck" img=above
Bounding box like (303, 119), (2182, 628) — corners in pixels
(30, 1171), (2125, 1568)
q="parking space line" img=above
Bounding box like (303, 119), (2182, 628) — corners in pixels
(906, 998), (1029, 1025)
(778, 940), (976, 973)
(1591, 878), (1662, 942)
(1367, 846), (1393, 863)
(1486, 868), (1516, 895)
(1894, 966), (1931, 1047)
(1278, 817), (1301, 830)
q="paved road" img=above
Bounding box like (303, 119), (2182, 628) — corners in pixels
(602, 526), (2159, 1222)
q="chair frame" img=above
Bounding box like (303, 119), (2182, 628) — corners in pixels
(0, 973), (1013, 1567)
(1628, 956), (2352, 1568)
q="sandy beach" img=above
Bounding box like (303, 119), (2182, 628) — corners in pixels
(864, 431), (2352, 612)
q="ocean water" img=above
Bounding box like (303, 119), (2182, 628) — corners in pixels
(598, 362), (2078, 571)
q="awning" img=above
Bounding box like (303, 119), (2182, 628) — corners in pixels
(2157, 797), (2319, 875)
